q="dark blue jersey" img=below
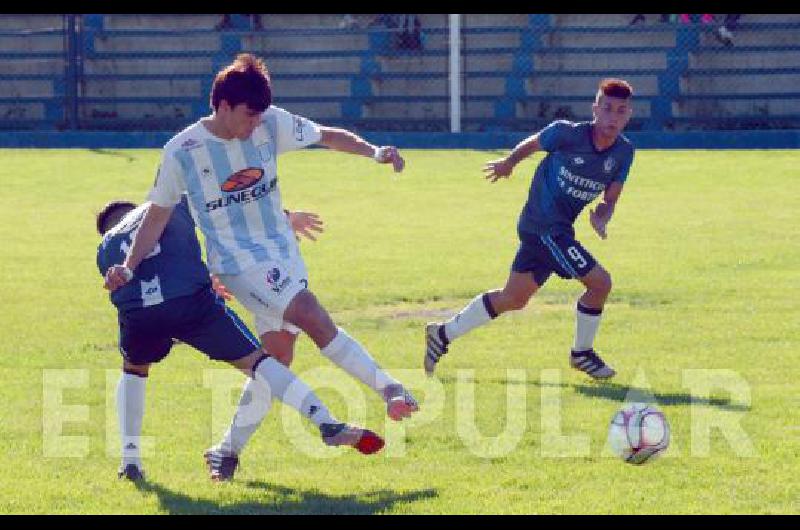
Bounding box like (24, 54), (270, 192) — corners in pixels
(97, 197), (211, 311)
(517, 120), (635, 237)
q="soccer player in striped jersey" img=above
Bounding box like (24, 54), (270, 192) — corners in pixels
(104, 54), (419, 470)
(425, 79), (636, 380)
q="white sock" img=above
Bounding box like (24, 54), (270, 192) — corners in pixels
(321, 328), (398, 395)
(117, 371), (146, 468)
(253, 355), (337, 428)
(573, 302), (603, 352)
(443, 293), (497, 342)
(217, 376), (272, 455)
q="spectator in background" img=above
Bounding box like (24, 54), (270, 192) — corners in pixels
(629, 14), (673, 25)
(715, 14), (742, 46)
(338, 14), (358, 29)
(369, 14), (423, 52)
(215, 14), (234, 30)
(397, 14), (423, 51)
(369, 14), (398, 28)
(216, 14), (263, 31)
(678, 14), (715, 24)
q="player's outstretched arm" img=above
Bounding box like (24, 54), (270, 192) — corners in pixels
(317, 126), (404, 173)
(483, 133), (542, 182)
(589, 181), (624, 240)
(104, 203), (173, 291)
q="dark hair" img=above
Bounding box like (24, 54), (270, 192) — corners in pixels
(210, 53), (272, 112)
(96, 200), (136, 235)
(598, 78), (633, 100)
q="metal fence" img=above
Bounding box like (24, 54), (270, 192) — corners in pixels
(2, 13), (799, 133)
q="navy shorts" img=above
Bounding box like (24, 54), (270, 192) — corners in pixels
(512, 232), (597, 286)
(118, 288), (260, 365)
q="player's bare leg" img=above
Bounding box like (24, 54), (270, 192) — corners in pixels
(570, 264), (616, 379)
(262, 330), (298, 367)
(284, 289), (419, 421)
(578, 264), (612, 309)
(486, 271), (540, 313)
(426, 272), (539, 375)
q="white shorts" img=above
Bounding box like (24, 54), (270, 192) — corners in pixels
(217, 255), (308, 336)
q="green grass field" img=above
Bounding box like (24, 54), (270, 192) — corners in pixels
(0, 148), (797, 514)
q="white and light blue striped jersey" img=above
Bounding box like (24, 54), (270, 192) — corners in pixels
(148, 106), (322, 275)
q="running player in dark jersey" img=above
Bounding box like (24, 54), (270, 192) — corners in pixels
(425, 78), (636, 381)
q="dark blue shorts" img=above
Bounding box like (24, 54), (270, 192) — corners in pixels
(512, 232), (597, 286)
(118, 288), (260, 365)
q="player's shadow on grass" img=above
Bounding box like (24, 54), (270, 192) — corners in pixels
(89, 148), (137, 162)
(440, 375), (750, 412)
(134, 478), (437, 514)
(536, 380), (751, 412)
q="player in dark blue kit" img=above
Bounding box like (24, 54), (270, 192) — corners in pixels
(97, 197), (383, 482)
(425, 78), (636, 380)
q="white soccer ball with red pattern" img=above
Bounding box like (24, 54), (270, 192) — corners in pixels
(607, 403), (670, 464)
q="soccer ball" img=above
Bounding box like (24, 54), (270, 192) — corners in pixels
(607, 402), (670, 464)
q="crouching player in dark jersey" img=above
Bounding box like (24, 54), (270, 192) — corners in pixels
(97, 197), (383, 482)
(425, 78), (636, 380)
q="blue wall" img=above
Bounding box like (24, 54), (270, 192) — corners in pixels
(2, 130), (799, 149)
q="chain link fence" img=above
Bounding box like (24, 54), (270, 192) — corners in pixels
(2, 14), (799, 133)
(0, 15), (73, 129)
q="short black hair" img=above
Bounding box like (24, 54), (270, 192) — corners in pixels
(96, 200), (136, 235)
(210, 53), (272, 112)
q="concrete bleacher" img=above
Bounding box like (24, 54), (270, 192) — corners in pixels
(690, 49), (800, 69)
(542, 28), (676, 48)
(0, 15), (67, 128)
(677, 15), (800, 123)
(78, 102), (195, 126)
(0, 58), (65, 76)
(377, 55), (448, 74)
(533, 51), (668, 71)
(91, 33), (222, 53)
(2, 13), (800, 132)
(455, 15), (660, 129)
(272, 100), (342, 120)
(240, 32), (369, 54)
(0, 14), (64, 30)
(683, 73), (800, 96)
(273, 77), (352, 98)
(265, 56), (363, 75)
(78, 15), (377, 126)
(84, 57), (215, 76)
(101, 14), (221, 30)
(261, 14), (368, 29)
(0, 34), (65, 53)
(83, 79), (202, 99)
(463, 14), (527, 28)
(467, 14), (799, 130)
(0, 79), (55, 98)
(550, 14), (631, 27)
(525, 74), (659, 98)
(676, 98), (800, 119)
